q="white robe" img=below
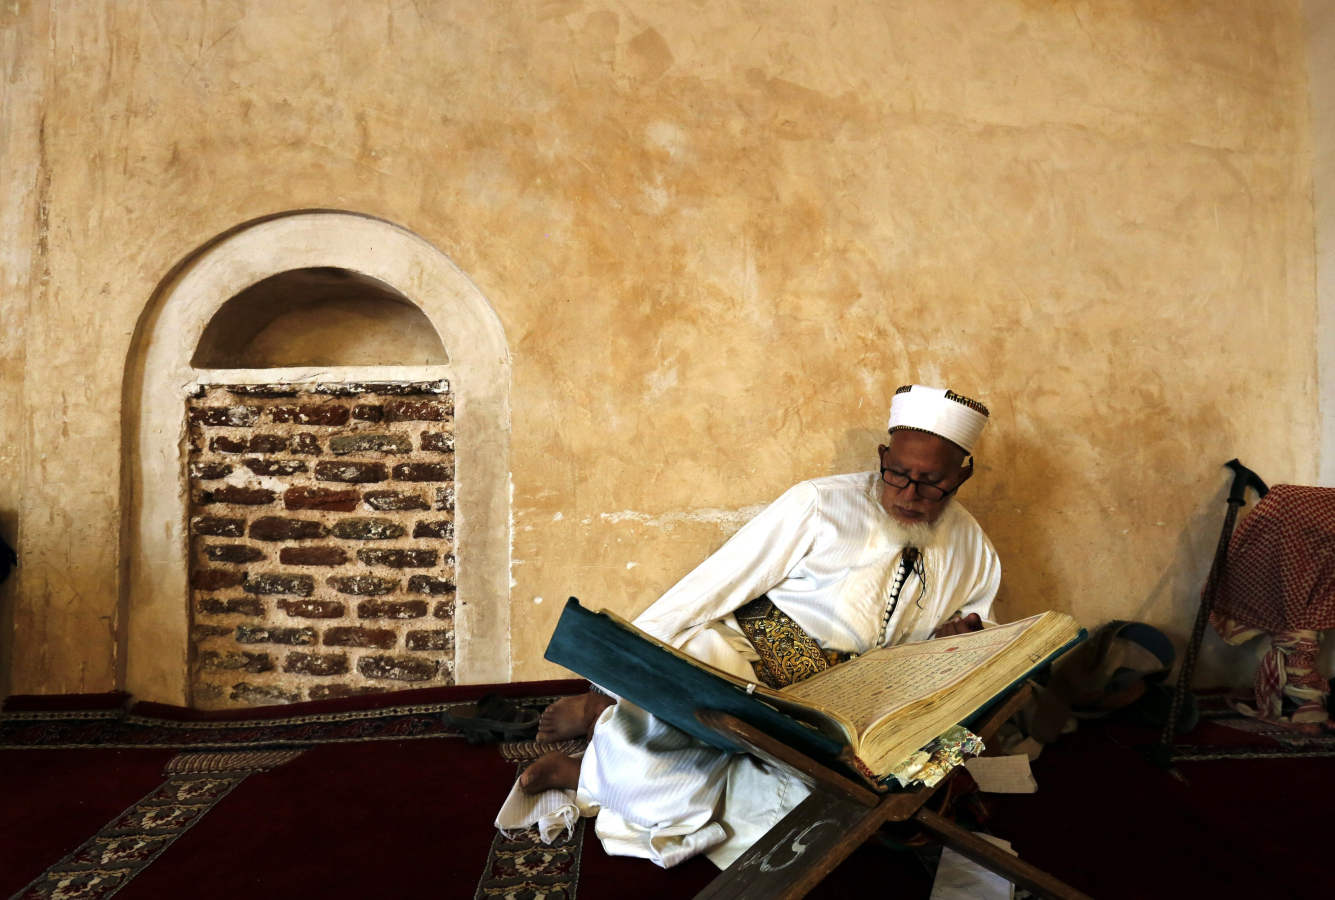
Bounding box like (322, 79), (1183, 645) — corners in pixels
(576, 472), (1001, 869)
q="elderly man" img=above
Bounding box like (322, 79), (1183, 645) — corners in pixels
(514, 384), (1000, 869)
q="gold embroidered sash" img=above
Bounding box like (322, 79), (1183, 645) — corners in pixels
(734, 595), (851, 689)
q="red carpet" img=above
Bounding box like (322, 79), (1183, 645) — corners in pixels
(0, 684), (938, 899)
(987, 719), (1335, 900)
(0, 748), (179, 897)
(117, 739), (526, 898)
(5, 686), (1331, 898)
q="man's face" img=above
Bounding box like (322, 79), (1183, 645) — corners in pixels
(877, 430), (972, 526)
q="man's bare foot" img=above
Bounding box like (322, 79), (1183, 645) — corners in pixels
(536, 691), (615, 742)
(518, 751), (581, 793)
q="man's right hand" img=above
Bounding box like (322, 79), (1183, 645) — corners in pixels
(932, 612), (983, 638)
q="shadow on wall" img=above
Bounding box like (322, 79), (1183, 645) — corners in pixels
(1136, 474), (1267, 690)
(0, 525), (14, 584)
(0, 515), (14, 701)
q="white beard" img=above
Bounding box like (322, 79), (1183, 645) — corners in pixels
(883, 506), (945, 548)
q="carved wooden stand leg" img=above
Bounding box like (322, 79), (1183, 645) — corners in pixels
(694, 685), (1092, 900)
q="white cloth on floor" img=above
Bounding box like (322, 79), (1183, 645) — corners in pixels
(576, 472), (1000, 869)
(494, 774), (581, 843)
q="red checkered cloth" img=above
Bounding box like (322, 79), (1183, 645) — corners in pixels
(1209, 484), (1335, 727)
(1210, 484), (1335, 633)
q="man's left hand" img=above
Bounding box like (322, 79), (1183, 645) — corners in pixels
(932, 613), (983, 638)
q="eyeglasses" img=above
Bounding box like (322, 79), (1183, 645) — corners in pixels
(879, 466), (966, 502)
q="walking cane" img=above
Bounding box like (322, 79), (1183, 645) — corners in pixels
(1155, 459), (1268, 763)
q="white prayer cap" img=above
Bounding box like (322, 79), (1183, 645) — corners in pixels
(887, 385), (990, 454)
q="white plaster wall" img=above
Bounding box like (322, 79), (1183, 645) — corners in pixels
(1312, 0), (1335, 485)
(0, 1), (47, 700)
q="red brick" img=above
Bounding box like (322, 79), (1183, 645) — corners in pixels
(277, 598), (346, 619)
(330, 518), (405, 540)
(357, 548), (437, 568)
(291, 433), (323, 455)
(352, 404), (384, 422)
(392, 462), (453, 482)
(408, 575), (455, 596)
(329, 434), (412, 455)
(249, 517), (328, 541)
(204, 544), (266, 563)
(329, 575), (399, 596)
(225, 384), (297, 398)
(199, 485), (277, 506)
(243, 573), (315, 596)
(191, 515), (245, 537)
(284, 486), (360, 511)
(191, 568), (245, 591)
(191, 406), (260, 426)
(244, 458), (309, 476)
(198, 596), (265, 616)
(191, 462), (233, 480)
(315, 461), (388, 483)
(385, 399), (452, 421)
(420, 431), (454, 452)
(279, 546), (348, 567)
(283, 651), (349, 676)
(197, 650), (273, 673)
(230, 683), (300, 704)
(270, 404), (351, 426)
(412, 520), (454, 541)
(236, 625), (317, 645)
(323, 626), (397, 649)
(432, 599), (455, 619)
(357, 655), (440, 682)
(406, 630), (453, 651)
(210, 435), (249, 454)
(247, 434), (289, 453)
(364, 490), (428, 511)
(357, 599), (428, 619)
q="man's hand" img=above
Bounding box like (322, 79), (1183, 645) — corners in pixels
(932, 612), (983, 638)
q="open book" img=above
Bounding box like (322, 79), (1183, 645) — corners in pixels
(545, 598), (1085, 786)
(764, 611), (1083, 778)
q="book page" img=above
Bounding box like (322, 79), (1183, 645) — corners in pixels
(781, 614), (1042, 736)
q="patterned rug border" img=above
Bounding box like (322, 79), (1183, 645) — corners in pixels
(474, 823), (585, 900)
(0, 695), (563, 751)
(475, 761), (585, 900)
(6, 700), (479, 728)
(1201, 712), (1335, 747)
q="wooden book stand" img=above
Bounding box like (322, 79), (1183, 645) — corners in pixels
(693, 684), (1091, 900)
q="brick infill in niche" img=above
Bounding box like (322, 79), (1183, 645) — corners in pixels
(186, 381), (457, 710)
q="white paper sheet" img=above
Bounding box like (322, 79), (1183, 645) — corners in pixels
(929, 833), (1016, 900)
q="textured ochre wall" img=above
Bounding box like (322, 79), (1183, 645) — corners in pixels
(1312, 0), (1335, 486)
(0, 0), (1319, 697)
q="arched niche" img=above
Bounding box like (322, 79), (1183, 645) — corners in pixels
(122, 211), (511, 705)
(192, 267), (449, 368)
